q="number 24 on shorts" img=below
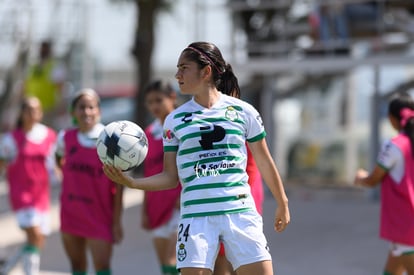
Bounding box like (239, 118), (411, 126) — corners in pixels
(177, 223), (190, 262)
(178, 223), (190, 242)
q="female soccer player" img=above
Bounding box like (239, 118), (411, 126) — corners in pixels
(56, 89), (123, 275)
(142, 79), (181, 275)
(103, 41), (290, 275)
(355, 93), (414, 275)
(0, 96), (57, 275)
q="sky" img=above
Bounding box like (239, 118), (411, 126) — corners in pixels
(88, 0), (231, 72)
(87, 0), (136, 69)
(0, 0), (230, 74)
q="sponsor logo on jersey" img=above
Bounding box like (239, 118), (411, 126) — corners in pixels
(198, 151), (227, 158)
(194, 161), (236, 178)
(199, 125), (225, 150)
(181, 113), (193, 123)
(163, 129), (174, 142)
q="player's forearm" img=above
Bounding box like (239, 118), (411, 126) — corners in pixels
(354, 166), (385, 188)
(128, 172), (179, 191)
(355, 176), (379, 188)
(104, 164), (179, 191)
(0, 159), (5, 171)
(264, 169), (289, 208)
(113, 185), (124, 224)
(253, 150), (288, 207)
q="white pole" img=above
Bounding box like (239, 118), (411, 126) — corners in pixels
(369, 65), (381, 200)
(344, 71), (358, 184)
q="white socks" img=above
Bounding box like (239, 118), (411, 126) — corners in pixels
(22, 251), (40, 275)
(0, 245), (40, 275)
(0, 247), (24, 274)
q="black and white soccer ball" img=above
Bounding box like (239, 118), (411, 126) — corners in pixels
(96, 120), (148, 171)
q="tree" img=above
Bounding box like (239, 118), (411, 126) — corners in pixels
(130, 0), (171, 128)
(0, 43), (29, 131)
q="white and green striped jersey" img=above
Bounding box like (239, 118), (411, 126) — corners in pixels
(163, 92), (266, 218)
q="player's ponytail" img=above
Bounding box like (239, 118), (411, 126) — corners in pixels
(401, 109), (414, 157)
(218, 63), (240, 99)
(388, 93), (414, 157)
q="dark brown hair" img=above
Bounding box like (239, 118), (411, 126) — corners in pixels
(143, 79), (175, 97)
(16, 97), (42, 128)
(388, 93), (414, 156)
(182, 42), (241, 99)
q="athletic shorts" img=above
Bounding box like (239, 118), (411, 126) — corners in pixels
(151, 209), (180, 238)
(15, 207), (51, 235)
(176, 210), (271, 271)
(390, 242), (414, 256)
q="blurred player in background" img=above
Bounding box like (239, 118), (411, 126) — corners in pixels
(142, 79), (182, 275)
(355, 93), (414, 275)
(23, 40), (66, 129)
(56, 89), (123, 275)
(0, 96), (57, 275)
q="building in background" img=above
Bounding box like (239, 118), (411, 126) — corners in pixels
(2, 0), (414, 184)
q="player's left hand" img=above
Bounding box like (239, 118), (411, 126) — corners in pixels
(354, 168), (369, 186)
(274, 206), (290, 232)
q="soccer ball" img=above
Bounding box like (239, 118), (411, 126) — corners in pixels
(96, 120), (148, 171)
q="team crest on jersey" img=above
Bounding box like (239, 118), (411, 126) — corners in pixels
(163, 129), (174, 142)
(225, 106), (238, 121)
(177, 243), (187, 262)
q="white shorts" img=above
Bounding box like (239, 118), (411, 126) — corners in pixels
(151, 209), (180, 238)
(176, 211), (271, 271)
(390, 242), (414, 256)
(15, 207), (51, 235)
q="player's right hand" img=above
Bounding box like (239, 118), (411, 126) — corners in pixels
(103, 164), (133, 188)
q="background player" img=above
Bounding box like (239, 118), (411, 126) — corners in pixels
(56, 89), (123, 275)
(142, 79), (181, 275)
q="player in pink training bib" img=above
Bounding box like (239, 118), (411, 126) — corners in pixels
(56, 89), (123, 275)
(0, 97), (57, 275)
(355, 93), (414, 275)
(142, 80), (182, 275)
